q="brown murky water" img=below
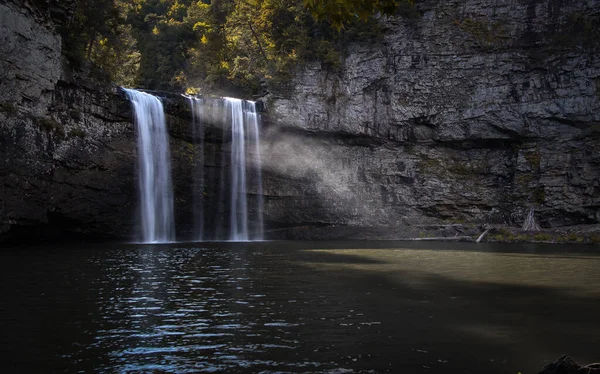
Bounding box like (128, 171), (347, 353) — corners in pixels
(1, 241), (599, 373)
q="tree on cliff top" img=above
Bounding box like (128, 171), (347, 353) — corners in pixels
(302, 0), (413, 30)
(62, 0), (417, 94)
(62, 0), (140, 86)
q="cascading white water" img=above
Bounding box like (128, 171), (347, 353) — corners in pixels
(186, 96), (205, 241)
(225, 98), (249, 241)
(245, 101), (264, 241)
(123, 88), (175, 243)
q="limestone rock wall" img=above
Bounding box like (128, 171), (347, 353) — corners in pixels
(262, 0), (600, 229)
(0, 0), (62, 114)
(0, 0), (136, 241)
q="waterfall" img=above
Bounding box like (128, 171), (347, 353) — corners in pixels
(125, 90), (264, 242)
(225, 98), (249, 241)
(245, 101), (264, 241)
(186, 96), (205, 241)
(185, 96), (264, 241)
(123, 88), (175, 243)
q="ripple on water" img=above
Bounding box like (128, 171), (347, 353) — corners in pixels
(117, 344), (227, 356)
(6, 243), (594, 373)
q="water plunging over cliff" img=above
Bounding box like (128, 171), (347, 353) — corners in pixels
(245, 100), (264, 241)
(226, 98), (249, 240)
(220, 98), (264, 241)
(186, 96), (205, 241)
(123, 88), (175, 243)
(184, 96), (264, 241)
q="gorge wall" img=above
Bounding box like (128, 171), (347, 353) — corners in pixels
(0, 0), (138, 241)
(0, 0), (205, 241)
(1, 0), (599, 242)
(261, 0), (600, 234)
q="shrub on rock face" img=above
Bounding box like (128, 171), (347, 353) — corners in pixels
(302, 0), (415, 30)
(539, 355), (600, 374)
(0, 102), (18, 116)
(37, 117), (64, 137)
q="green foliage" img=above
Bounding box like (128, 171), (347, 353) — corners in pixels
(524, 150), (541, 169)
(533, 232), (552, 242)
(61, 0), (419, 95)
(122, 0), (193, 89)
(515, 175), (532, 189)
(62, 0), (120, 62)
(185, 0), (349, 95)
(68, 127), (87, 138)
(396, 0), (420, 23)
(61, 0), (140, 86)
(302, 0), (414, 31)
(37, 117), (65, 137)
(489, 228), (524, 242)
(532, 186), (546, 205)
(490, 228), (600, 244)
(418, 156), (441, 172)
(68, 109), (82, 121)
(447, 162), (485, 177)
(583, 123), (600, 138)
(557, 232), (581, 243)
(455, 17), (509, 48)
(0, 102), (17, 116)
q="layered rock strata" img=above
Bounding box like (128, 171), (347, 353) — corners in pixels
(263, 0), (600, 230)
(0, 0), (136, 241)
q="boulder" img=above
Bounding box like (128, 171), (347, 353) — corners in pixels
(539, 355), (600, 374)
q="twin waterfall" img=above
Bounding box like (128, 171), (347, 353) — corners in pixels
(224, 98), (264, 241)
(125, 88), (264, 243)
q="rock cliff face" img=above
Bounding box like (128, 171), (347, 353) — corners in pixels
(0, 0), (137, 241)
(0, 0), (250, 242)
(262, 0), (600, 231)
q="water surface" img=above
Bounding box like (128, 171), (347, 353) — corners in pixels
(1, 241), (599, 373)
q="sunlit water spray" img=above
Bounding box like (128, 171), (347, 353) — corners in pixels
(245, 100), (264, 240)
(186, 96), (205, 241)
(226, 98), (250, 241)
(225, 98), (264, 241)
(123, 88), (175, 243)
(186, 96), (264, 241)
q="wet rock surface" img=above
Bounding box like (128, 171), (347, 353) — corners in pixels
(539, 355), (600, 374)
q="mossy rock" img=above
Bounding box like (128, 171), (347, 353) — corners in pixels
(68, 127), (86, 138)
(36, 117), (65, 137)
(0, 102), (17, 116)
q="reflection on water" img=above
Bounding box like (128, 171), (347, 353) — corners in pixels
(80, 247), (326, 373)
(0, 242), (599, 373)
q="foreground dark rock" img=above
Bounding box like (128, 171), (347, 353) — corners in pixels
(539, 355), (600, 374)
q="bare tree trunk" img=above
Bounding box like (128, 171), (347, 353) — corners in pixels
(247, 21), (268, 64)
(476, 229), (490, 243)
(86, 33), (96, 60)
(522, 207), (540, 231)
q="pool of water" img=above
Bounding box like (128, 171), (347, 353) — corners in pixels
(1, 241), (599, 373)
